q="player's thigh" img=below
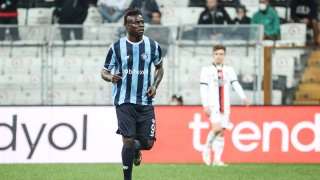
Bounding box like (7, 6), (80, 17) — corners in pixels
(136, 105), (156, 140)
(115, 103), (138, 137)
(210, 111), (230, 130)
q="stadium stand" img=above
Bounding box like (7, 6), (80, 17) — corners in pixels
(27, 8), (53, 25)
(294, 51), (320, 105)
(1, 0), (319, 105)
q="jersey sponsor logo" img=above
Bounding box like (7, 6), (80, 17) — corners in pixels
(150, 119), (155, 137)
(122, 69), (147, 75)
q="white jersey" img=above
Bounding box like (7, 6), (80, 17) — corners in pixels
(200, 64), (246, 114)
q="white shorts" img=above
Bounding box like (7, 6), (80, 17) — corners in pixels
(209, 110), (230, 128)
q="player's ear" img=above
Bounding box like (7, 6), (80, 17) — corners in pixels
(125, 23), (130, 31)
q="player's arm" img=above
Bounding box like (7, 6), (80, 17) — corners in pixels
(101, 69), (122, 83)
(147, 61), (164, 98)
(230, 67), (249, 106)
(200, 68), (210, 116)
(101, 44), (122, 83)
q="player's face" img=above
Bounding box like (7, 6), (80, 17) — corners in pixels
(126, 15), (145, 36)
(213, 49), (225, 65)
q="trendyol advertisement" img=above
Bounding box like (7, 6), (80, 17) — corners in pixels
(0, 106), (319, 163)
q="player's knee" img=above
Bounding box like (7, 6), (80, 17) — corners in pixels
(213, 128), (223, 135)
(140, 139), (154, 150)
(122, 137), (135, 149)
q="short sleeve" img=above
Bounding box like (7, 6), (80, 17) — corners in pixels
(153, 42), (162, 65)
(200, 67), (209, 84)
(103, 45), (116, 71)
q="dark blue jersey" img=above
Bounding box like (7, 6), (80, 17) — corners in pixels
(103, 36), (162, 106)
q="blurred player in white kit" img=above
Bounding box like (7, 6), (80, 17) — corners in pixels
(200, 44), (249, 166)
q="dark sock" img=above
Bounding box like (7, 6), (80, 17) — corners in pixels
(135, 140), (141, 152)
(122, 146), (134, 180)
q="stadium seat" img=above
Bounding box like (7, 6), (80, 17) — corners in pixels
(3, 57), (32, 74)
(52, 56), (83, 73)
(18, 26), (47, 41)
(0, 87), (15, 105)
(13, 88), (42, 105)
(272, 56), (295, 88)
(83, 56), (104, 72)
(244, 5), (259, 18)
(17, 8), (27, 25)
(161, 7), (181, 25)
(158, 0), (189, 8)
(179, 7), (204, 25)
(84, 7), (103, 25)
(47, 88), (68, 105)
(278, 23), (306, 46)
(82, 26), (99, 40)
(180, 88), (201, 105)
(67, 88), (96, 105)
(27, 8), (53, 25)
(154, 84), (170, 105)
(64, 40), (92, 57)
(11, 43), (42, 58)
(225, 7), (237, 20)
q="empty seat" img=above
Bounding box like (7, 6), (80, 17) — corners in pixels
(179, 7), (204, 25)
(225, 7), (237, 20)
(68, 88), (96, 105)
(17, 8), (27, 25)
(13, 88), (42, 105)
(272, 56), (295, 88)
(159, 0), (189, 8)
(48, 88), (69, 105)
(84, 7), (103, 25)
(279, 23), (306, 46)
(27, 8), (53, 25)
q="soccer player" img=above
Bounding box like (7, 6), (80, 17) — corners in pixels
(101, 9), (164, 180)
(200, 45), (249, 166)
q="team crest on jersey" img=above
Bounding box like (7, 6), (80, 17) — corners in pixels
(141, 53), (148, 60)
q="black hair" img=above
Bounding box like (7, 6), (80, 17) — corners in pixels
(153, 10), (162, 18)
(236, 4), (247, 13)
(123, 8), (142, 26)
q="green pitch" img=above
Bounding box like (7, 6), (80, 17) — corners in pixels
(1, 163), (320, 180)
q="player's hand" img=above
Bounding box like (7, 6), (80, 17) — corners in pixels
(146, 85), (156, 99)
(204, 106), (211, 117)
(111, 71), (122, 83)
(243, 97), (249, 107)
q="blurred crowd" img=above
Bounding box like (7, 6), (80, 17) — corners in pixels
(0, 0), (319, 43)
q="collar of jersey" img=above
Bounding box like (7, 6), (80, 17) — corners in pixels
(212, 62), (224, 69)
(126, 35), (145, 45)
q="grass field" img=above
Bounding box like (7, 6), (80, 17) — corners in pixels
(1, 163), (320, 180)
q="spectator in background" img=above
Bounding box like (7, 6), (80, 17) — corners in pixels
(252, 0), (280, 40)
(171, 95), (183, 105)
(196, 0), (232, 40)
(145, 11), (170, 56)
(129, 0), (160, 24)
(233, 5), (250, 24)
(0, 0), (20, 41)
(198, 0), (232, 25)
(290, 0), (320, 45)
(54, 0), (89, 41)
(96, 0), (128, 23)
